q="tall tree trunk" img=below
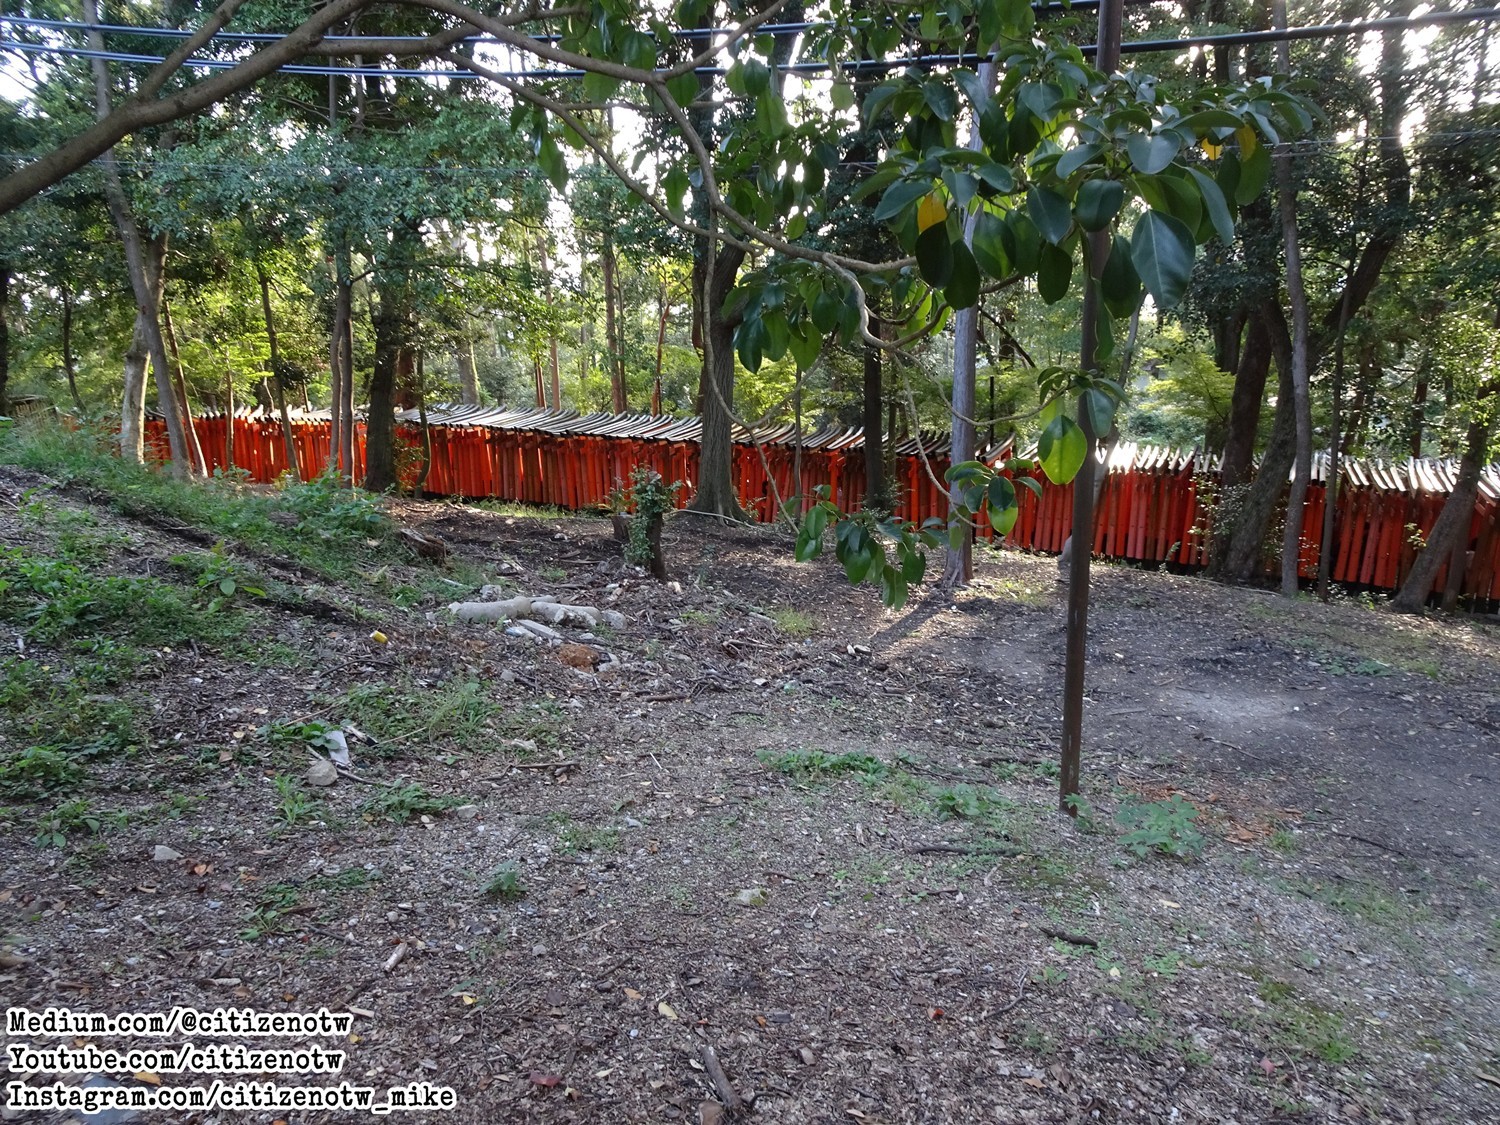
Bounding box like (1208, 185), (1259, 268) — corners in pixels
(862, 314), (885, 509)
(256, 263), (301, 478)
(1274, 0), (1312, 598)
(121, 314), (149, 460)
(0, 260), (9, 418)
(223, 366), (235, 470)
(364, 289), (407, 492)
(339, 282), (356, 480)
(602, 233), (626, 412)
(161, 299), (206, 474)
(59, 285), (85, 412)
(534, 237), (562, 410)
(1213, 324), (1298, 584)
(1392, 417), (1490, 613)
(84, 0), (190, 477)
(653, 278), (668, 415)
(1408, 365), (1429, 457)
(687, 241), (749, 519)
(941, 54), (999, 589)
(455, 338), (480, 406)
(1220, 311), (1272, 488)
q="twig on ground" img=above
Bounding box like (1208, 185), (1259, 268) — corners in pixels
(1038, 926), (1098, 948)
(983, 969), (1031, 1020)
(1330, 830), (1409, 856)
(910, 843), (1029, 858)
(699, 1044), (743, 1112)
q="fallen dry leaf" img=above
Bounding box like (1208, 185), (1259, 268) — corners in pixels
(623, 987), (644, 1000)
(529, 1071), (562, 1088)
(1019, 1076), (1045, 1089)
(658, 1001), (679, 1021)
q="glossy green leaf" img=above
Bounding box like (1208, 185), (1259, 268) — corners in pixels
(1188, 167), (1235, 245)
(788, 323), (823, 371)
(915, 224), (955, 287)
(1082, 387), (1115, 435)
(1074, 179), (1124, 232)
(991, 502), (1020, 537)
(874, 178), (931, 223)
(1027, 186), (1073, 245)
(1056, 142), (1103, 180)
(986, 474), (1016, 513)
(1038, 414), (1088, 484)
(1126, 133), (1179, 175)
(1236, 138), (1271, 205)
(665, 71), (697, 106)
(1129, 210), (1196, 309)
(1099, 234), (1142, 318)
(972, 211), (1010, 277)
(1036, 242), (1073, 304)
(830, 80), (855, 111)
(878, 565), (909, 609)
(1016, 474), (1043, 500)
(944, 240), (981, 309)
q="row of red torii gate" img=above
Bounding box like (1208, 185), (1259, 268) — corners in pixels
(145, 405), (1500, 604)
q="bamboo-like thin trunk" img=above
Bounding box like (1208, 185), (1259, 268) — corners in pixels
(60, 285), (84, 412)
(257, 263), (301, 479)
(162, 299), (206, 474)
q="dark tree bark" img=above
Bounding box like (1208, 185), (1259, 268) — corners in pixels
(1220, 310), (1272, 488)
(1392, 416), (1491, 613)
(0, 260), (9, 418)
(256, 264), (301, 477)
(602, 233), (626, 412)
(687, 240), (749, 519)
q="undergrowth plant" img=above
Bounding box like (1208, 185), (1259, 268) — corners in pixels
(1116, 794), (1205, 859)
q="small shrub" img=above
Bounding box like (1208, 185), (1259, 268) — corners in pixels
(482, 863), (526, 902)
(757, 748), (889, 780)
(359, 783), (464, 823)
(1115, 794), (1205, 859)
(32, 798), (102, 848)
(769, 606), (817, 638)
(272, 774), (318, 827)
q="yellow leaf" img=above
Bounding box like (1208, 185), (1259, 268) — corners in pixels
(1235, 126), (1258, 158)
(623, 987), (643, 1000)
(1200, 137), (1223, 161)
(1158, 898), (1181, 909)
(1108, 966), (1121, 979)
(133, 1072), (161, 1086)
(657, 1001), (678, 1021)
(460, 994), (476, 1005)
(369, 630), (389, 644)
(916, 192), (947, 233)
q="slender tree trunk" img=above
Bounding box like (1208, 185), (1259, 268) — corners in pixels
(941, 55), (999, 589)
(256, 263), (301, 478)
(862, 314), (885, 509)
(455, 338), (480, 405)
(602, 233), (626, 412)
(687, 241), (749, 519)
(84, 0), (190, 476)
(223, 366), (235, 470)
(60, 285), (84, 412)
(1220, 312), (1272, 488)
(340, 285), (355, 480)
(1274, 0), (1313, 598)
(653, 278), (668, 415)
(1408, 366), (1429, 456)
(1216, 354), (1297, 584)
(364, 290), (406, 492)
(1392, 417), (1490, 613)
(161, 299), (206, 474)
(414, 351), (432, 492)
(0, 260), (10, 417)
(121, 314), (149, 460)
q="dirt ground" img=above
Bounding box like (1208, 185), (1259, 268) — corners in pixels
(1, 470), (1498, 1125)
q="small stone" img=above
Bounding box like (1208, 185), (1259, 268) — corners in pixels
(532, 944), (548, 957)
(455, 805), (479, 821)
(798, 1047), (816, 1065)
(307, 760), (339, 787)
(152, 845), (182, 863)
(500, 670), (517, 683)
(733, 887), (769, 907)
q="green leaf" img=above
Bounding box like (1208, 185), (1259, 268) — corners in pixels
(991, 502), (1020, 537)
(788, 323), (823, 371)
(1236, 138), (1271, 205)
(1006, 211), (1041, 275)
(1056, 142), (1103, 180)
(1074, 179), (1124, 232)
(585, 72), (623, 102)
(1188, 167), (1234, 245)
(1129, 211), (1196, 309)
(830, 80), (855, 111)
(219, 577), (236, 596)
(741, 58), (771, 97)
(1026, 186), (1073, 245)
(1126, 133), (1179, 175)
(972, 211), (1010, 277)
(974, 160), (1015, 194)
(663, 165), (689, 217)
(1038, 414), (1088, 484)
(878, 565), (909, 609)
(1082, 387), (1116, 435)
(922, 80), (958, 121)
(810, 288), (840, 333)
(944, 240), (981, 309)
(786, 212), (807, 240)
(794, 529), (820, 562)
(665, 72), (697, 107)
(915, 224), (955, 287)
(1099, 234), (1142, 318)
(953, 68), (990, 111)
(874, 178), (931, 223)
(1036, 242), (1073, 304)
(900, 546), (926, 583)
(1016, 475), (1043, 500)
(986, 475), (1016, 513)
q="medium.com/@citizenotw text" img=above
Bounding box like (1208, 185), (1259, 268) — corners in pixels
(4, 1006), (457, 1115)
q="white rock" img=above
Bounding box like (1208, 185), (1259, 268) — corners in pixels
(307, 759), (339, 787)
(152, 845), (183, 863)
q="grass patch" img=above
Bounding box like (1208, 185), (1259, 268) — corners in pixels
(482, 863), (526, 902)
(757, 747), (889, 780)
(358, 783), (466, 823)
(768, 606), (817, 638)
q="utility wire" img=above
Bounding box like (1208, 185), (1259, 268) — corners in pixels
(2, 7), (1498, 79)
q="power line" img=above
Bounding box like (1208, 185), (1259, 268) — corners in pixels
(3, 7), (1498, 80)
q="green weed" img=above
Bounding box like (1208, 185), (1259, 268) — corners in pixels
(757, 747), (889, 780)
(768, 606), (817, 638)
(1116, 794), (1205, 860)
(482, 863), (526, 902)
(359, 783), (465, 823)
